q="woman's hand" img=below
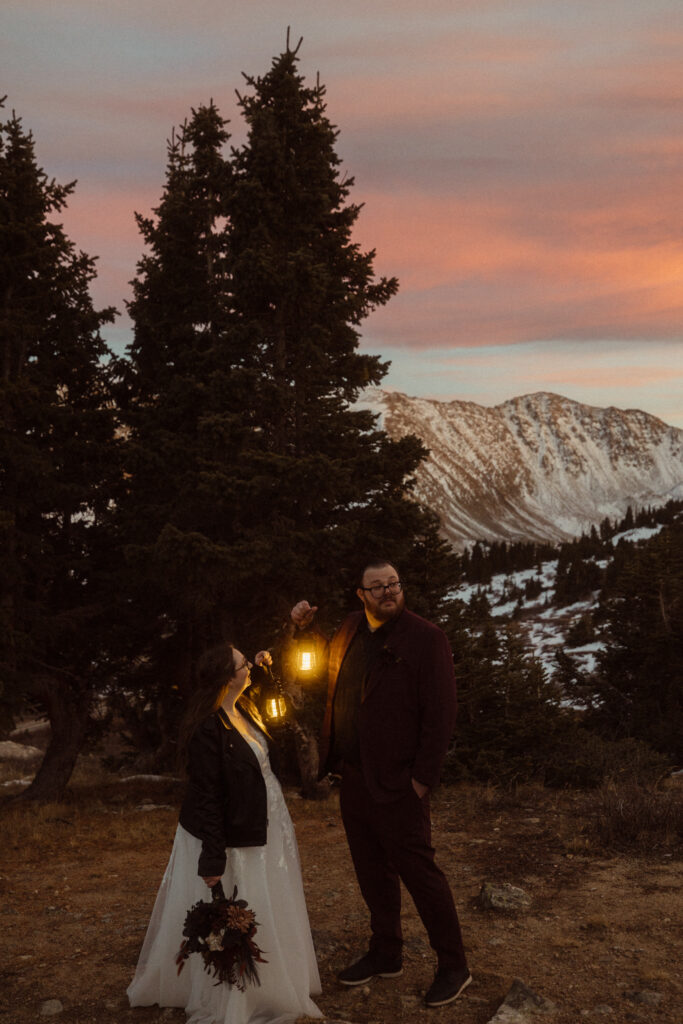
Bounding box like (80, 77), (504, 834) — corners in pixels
(202, 875), (222, 887)
(254, 650), (272, 667)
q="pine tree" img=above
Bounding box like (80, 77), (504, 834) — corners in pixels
(0, 105), (120, 798)
(445, 606), (566, 784)
(553, 544), (602, 605)
(118, 103), (251, 756)
(119, 47), (456, 771)
(599, 516), (613, 542)
(592, 520), (683, 758)
(226, 39), (452, 630)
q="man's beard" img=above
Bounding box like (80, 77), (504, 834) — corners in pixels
(375, 596), (404, 620)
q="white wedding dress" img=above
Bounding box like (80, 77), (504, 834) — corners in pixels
(127, 714), (322, 1024)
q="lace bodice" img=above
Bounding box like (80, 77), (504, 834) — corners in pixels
(222, 709), (271, 772)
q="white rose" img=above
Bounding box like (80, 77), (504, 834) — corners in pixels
(206, 930), (225, 952)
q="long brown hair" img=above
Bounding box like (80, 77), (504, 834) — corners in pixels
(176, 642), (270, 772)
(176, 642), (237, 771)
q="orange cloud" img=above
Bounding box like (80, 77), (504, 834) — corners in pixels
(350, 174), (683, 347)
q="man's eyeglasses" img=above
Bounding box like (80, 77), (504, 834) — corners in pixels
(360, 581), (403, 599)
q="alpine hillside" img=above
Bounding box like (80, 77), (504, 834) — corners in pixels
(360, 389), (683, 549)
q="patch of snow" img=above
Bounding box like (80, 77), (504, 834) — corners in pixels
(120, 774), (180, 783)
(491, 600), (518, 618)
(572, 651), (600, 674)
(0, 741), (42, 761)
(564, 598), (600, 615)
(10, 719), (49, 737)
(611, 524), (664, 546)
(567, 641), (604, 655)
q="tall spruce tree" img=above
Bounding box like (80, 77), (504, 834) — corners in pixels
(0, 106), (120, 799)
(121, 46), (455, 771)
(228, 39), (454, 631)
(118, 103), (253, 757)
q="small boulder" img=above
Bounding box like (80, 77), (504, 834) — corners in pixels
(624, 990), (663, 1006)
(480, 881), (532, 912)
(40, 1000), (63, 1017)
(486, 979), (556, 1022)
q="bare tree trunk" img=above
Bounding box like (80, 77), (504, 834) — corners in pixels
(19, 680), (92, 802)
(287, 718), (329, 799)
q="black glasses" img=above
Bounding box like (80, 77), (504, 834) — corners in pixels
(360, 581), (403, 599)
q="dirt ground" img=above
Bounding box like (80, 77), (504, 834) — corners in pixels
(1, 751), (681, 1024)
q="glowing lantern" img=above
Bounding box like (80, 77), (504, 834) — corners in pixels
(265, 691), (287, 721)
(254, 662), (287, 723)
(296, 636), (318, 676)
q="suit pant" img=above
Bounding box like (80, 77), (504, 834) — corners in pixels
(339, 763), (467, 971)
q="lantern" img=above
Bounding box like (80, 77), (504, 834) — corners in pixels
(265, 690), (287, 722)
(260, 665), (287, 723)
(296, 634), (318, 676)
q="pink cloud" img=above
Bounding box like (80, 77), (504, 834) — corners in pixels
(9, 0), (680, 372)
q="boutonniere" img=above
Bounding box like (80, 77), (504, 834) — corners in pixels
(380, 645), (402, 664)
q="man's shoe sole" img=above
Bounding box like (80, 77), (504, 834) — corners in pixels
(425, 972), (472, 1007)
(338, 967), (403, 986)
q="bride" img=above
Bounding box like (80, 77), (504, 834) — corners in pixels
(127, 643), (322, 1024)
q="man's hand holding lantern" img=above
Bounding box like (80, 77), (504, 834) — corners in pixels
(290, 601), (318, 629)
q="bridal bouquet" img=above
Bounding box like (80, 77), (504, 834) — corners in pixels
(175, 882), (267, 989)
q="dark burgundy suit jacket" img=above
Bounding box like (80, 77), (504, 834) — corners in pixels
(319, 608), (457, 802)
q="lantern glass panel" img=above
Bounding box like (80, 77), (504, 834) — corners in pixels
(297, 643), (317, 673)
(265, 696), (286, 720)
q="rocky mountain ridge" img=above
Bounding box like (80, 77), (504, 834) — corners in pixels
(360, 389), (683, 549)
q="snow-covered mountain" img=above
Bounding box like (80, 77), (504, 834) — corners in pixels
(360, 389), (683, 549)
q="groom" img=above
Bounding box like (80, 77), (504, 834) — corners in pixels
(291, 558), (471, 1008)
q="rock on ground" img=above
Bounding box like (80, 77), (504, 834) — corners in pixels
(39, 1000), (63, 1017)
(486, 978), (556, 1023)
(480, 881), (533, 912)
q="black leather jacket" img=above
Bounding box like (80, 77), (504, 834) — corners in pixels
(178, 703), (273, 877)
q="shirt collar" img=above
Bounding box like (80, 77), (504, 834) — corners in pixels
(361, 608), (402, 639)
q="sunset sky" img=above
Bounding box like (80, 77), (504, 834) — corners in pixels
(4, 0), (683, 426)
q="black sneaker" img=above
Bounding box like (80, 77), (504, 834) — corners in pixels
(337, 951), (403, 986)
(424, 966), (472, 1007)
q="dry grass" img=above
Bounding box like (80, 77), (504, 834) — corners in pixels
(585, 778), (683, 852)
(1, 761), (682, 1024)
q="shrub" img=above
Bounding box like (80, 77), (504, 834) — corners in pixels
(542, 727), (669, 789)
(586, 778), (683, 853)
(566, 613), (595, 647)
